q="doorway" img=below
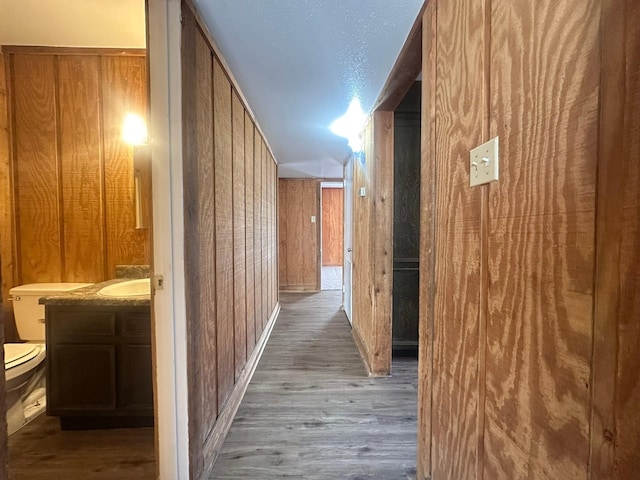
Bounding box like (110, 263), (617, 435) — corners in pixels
(320, 182), (344, 291)
(392, 82), (421, 357)
(0, 2), (157, 477)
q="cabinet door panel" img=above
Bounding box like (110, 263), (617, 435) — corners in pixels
(120, 344), (153, 411)
(48, 344), (117, 412)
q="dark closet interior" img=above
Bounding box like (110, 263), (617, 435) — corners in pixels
(392, 81), (421, 356)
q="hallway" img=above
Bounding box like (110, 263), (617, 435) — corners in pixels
(210, 291), (418, 479)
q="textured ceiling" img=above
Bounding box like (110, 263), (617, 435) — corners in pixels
(195, 0), (424, 178)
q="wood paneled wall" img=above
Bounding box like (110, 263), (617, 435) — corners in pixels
(0, 52), (7, 463)
(417, 1), (640, 479)
(0, 52), (13, 344)
(0, 47), (148, 341)
(321, 187), (343, 267)
(278, 179), (319, 291)
(181, 3), (279, 478)
(351, 112), (393, 376)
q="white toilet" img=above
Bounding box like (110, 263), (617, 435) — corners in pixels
(5, 282), (92, 435)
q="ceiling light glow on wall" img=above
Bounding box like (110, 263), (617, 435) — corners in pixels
(330, 98), (366, 153)
(122, 113), (148, 145)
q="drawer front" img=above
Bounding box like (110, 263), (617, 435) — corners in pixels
(122, 312), (151, 336)
(50, 311), (116, 339)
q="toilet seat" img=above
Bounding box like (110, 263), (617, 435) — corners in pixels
(4, 343), (45, 382)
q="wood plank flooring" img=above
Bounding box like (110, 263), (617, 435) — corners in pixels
(210, 291), (418, 480)
(8, 414), (155, 479)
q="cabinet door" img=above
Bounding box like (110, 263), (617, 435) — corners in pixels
(48, 345), (117, 413)
(120, 344), (153, 412)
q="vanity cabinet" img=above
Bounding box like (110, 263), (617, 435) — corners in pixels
(45, 305), (153, 429)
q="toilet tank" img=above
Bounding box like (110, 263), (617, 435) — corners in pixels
(9, 283), (93, 341)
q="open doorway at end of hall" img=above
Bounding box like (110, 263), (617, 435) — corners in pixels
(320, 182), (344, 291)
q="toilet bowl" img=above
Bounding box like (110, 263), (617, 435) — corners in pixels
(5, 282), (92, 435)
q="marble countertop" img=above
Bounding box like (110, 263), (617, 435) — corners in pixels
(39, 278), (151, 307)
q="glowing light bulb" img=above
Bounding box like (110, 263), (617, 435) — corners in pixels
(122, 113), (147, 145)
(330, 98), (367, 153)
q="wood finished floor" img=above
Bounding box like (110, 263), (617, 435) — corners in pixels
(8, 414), (155, 479)
(210, 291), (418, 480)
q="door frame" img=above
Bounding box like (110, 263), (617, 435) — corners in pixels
(342, 161), (354, 322)
(147, 1), (190, 478)
(320, 181), (344, 291)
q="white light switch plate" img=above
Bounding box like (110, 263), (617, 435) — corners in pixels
(470, 136), (499, 187)
(311, 215), (316, 223)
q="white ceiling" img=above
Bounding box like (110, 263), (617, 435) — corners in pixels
(0, 0), (145, 48)
(195, 0), (424, 178)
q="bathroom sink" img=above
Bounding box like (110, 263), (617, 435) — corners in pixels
(97, 278), (150, 297)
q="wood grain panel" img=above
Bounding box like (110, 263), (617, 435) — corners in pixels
(591, 1), (640, 478)
(614, 3), (640, 475)
(182, 13), (205, 471)
(3, 48), (149, 340)
(350, 111), (393, 376)
(271, 157), (277, 308)
(194, 28), (219, 440)
(352, 119), (374, 371)
(485, 1), (598, 478)
(278, 180), (287, 288)
(269, 157), (275, 308)
(321, 187), (343, 266)
(12, 54), (62, 283)
(417, 3), (436, 477)
(0, 51), (17, 343)
(265, 154), (271, 308)
(244, 114), (256, 353)
(278, 179), (319, 290)
(232, 91), (246, 380)
(0, 82), (7, 474)
(370, 111), (394, 375)
(213, 56), (234, 411)
(254, 129), (263, 338)
(430, 0), (486, 477)
(58, 55), (105, 282)
(101, 55), (149, 277)
(261, 138), (268, 329)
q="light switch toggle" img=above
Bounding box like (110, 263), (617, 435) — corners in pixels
(470, 137), (499, 187)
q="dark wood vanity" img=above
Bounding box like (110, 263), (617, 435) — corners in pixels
(45, 303), (153, 430)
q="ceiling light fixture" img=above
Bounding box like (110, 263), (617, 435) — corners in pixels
(329, 98), (367, 153)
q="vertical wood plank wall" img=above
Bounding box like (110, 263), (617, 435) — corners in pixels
(351, 111), (394, 376)
(590, 0), (640, 477)
(321, 187), (343, 266)
(0, 50), (8, 480)
(278, 179), (319, 291)
(0, 47), (148, 342)
(417, 1), (640, 479)
(0, 51), (15, 344)
(181, 3), (279, 479)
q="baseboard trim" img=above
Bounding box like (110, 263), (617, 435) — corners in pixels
(279, 285), (319, 292)
(199, 302), (281, 480)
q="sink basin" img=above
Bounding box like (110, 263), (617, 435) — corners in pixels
(97, 278), (150, 297)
